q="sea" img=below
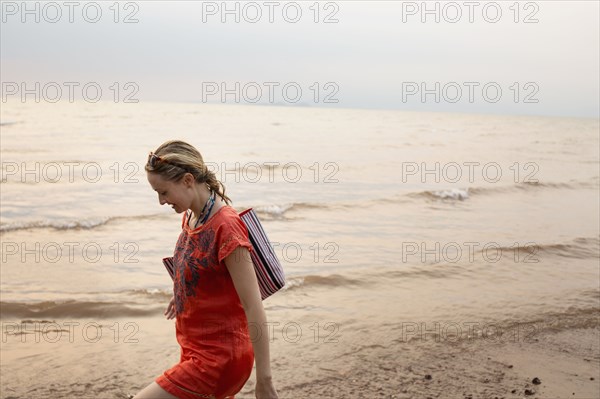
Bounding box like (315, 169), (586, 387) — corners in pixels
(1, 100), (598, 398)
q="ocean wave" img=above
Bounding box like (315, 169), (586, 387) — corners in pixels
(252, 204), (295, 216)
(405, 179), (598, 202)
(383, 264), (470, 280)
(127, 288), (173, 300)
(491, 237), (600, 260)
(0, 300), (160, 319)
(472, 179), (598, 194)
(250, 202), (328, 217)
(281, 273), (365, 292)
(0, 213), (167, 233)
(413, 188), (470, 201)
(0, 202), (329, 233)
(0, 276), (362, 319)
(0, 121), (22, 127)
(0, 217), (114, 233)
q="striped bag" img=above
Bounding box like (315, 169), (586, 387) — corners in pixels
(162, 207), (285, 300)
(238, 208), (286, 300)
(162, 256), (176, 281)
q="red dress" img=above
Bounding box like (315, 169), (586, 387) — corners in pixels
(155, 206), (255, 399)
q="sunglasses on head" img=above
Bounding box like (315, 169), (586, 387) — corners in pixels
(147, 152), (192, 173)
(147, 152), (167, 168)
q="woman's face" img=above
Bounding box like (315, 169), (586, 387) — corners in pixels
(147, 172), (192, 213)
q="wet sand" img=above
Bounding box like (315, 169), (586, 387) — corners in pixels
(2, 294), (599, 399)
(2, 284), (599, 399)
(238, 326), (599, 399)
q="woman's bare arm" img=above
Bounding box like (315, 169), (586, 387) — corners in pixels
(225, 246), (273, 380)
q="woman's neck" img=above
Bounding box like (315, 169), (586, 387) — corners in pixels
(190, 186), (211, 218)
(190, 188), (224, 223)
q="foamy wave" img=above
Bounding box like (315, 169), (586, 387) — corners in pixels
(0, 217), (119, 233)
(406, 179), (598, 203)
(253, 204), (295, 216)
(0, 214), (166, 233)
(407, 188), (470, 201)
(431, 188), (469, 200)
(251, 202), (328, 217)
(281, 274), (364, 292)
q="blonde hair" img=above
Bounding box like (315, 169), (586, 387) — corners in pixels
(145, 140), (232, 205)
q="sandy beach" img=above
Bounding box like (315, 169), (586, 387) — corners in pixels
(235, 325), (599, 399)
(2, 299), (599, 399)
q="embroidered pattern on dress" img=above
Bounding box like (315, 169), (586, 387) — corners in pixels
(219, 234), (245, 255)
(173, 228), (216, 315)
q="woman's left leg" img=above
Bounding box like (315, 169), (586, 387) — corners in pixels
(133, 381), (180, 399)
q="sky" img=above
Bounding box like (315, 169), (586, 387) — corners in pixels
(1, 0), (599, 118)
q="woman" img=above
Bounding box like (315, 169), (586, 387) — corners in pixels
(134, 140), (279, 399)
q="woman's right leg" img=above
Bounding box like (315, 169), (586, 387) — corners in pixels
(133, 381), (180, 399)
